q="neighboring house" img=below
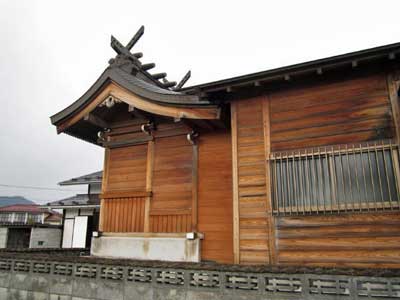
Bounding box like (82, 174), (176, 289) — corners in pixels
(51, 26), (400, 267)
(0, 204), (62, 249)
(45, 171), (101, 249)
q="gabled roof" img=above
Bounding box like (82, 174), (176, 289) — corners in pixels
(59, 171), (102, 186)
(50, 26), (220, 140)
(0, 204), (47, 214)
(45, 194), (100, 208)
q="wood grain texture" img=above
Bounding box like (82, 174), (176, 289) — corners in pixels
(102, 197), (146, 232)
(269, 73), (395, 151)
(276, 212), (400, 267)
(235, 98), (270, 264)
(150, 135), (193, 232)
(198, 130), (234, 263)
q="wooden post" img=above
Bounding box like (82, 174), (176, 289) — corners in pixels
(262, 97), (277, 265)
(99, 148), (110, 232)
(144, 140), (154, 232)
(191, 144), (199, 232)
(231, 102), (240, 264)
(387, 72), (400, 144)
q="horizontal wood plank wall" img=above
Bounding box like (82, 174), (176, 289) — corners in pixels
(106, 144), (147, 191)
(276, 212), (400, 268)
(101, 197), (146, 232)
(269, 73), (395, 151)
(198, 131), (234, 263)
(235, 99), (270, 264)
(150, 135), (193, 233)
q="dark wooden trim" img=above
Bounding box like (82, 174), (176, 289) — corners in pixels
(144, 141), (154, 232)
(100, 190), (152, 199)
(386, 72), (400, 143)
(102, 136), (153, 148)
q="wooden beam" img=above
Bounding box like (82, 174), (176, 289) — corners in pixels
(387, 72), (400, 144)
(262, 97), (277, 265)
(84, 113), (109, 129)
(102, 136), (152, 148)
(191, 144), (199, 232)
(144, 141), (154, 232)
(126, 25), (145, 50)
(231, 102), (240, 264)
(100, 190), (152, 199)
(57, 82), (221, 134)
(99, 148), (110, 232)
(142, 63), (155, 71)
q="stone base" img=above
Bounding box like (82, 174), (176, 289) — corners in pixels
(90, 235), (201, 262)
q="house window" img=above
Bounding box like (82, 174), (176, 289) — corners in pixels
(0, 213), (11, 223)
(13, 213), (26, 223)
(270, 141), (400, 215)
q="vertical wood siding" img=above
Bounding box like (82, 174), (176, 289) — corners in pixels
(101, 197), (146, 232)
(269, 73), (394, 151)
(150, 135), (193, 232)
(234, 98), (270, 264)
(198, 131), (234, 263)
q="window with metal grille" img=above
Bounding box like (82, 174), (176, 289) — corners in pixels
(270, 141), (400, 215)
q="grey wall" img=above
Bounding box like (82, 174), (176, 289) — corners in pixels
(29, 228), (61, 248)
(0, 228), (7, 249)
(0, 258), (398, 300)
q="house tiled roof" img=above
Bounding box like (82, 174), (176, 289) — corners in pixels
(58, 171), (102, 186)
(0, 204), (45, 214)
(45, 194), (100, 208)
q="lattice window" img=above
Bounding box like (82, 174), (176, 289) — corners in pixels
(53, 263), (73, 276)
(0, 260), (12, 271)
(357, 279), (400, 298)
(265, 276), (302, 293)
(190, 272), (220, 288)
(100, 266), (124, 280)
(225, 274), (258, 291)
(127, 268), (152, 283)
(309, 277), (350, 296)
(13, 261), (30, 272)
(32, 262), (51, 274)
(75, 264), (97, 278)
(270, 141), (400, 215)
(156, 270), (185, 286)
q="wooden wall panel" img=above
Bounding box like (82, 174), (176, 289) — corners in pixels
(101, 197), (146, 232)
(105, 144), (147, 191)
(234, 99), (270, 264)
(270, 73), (395, 151)
(150, 135), (193, 232)
(276, 212), (400, 268)
(198, 131), (234, 264)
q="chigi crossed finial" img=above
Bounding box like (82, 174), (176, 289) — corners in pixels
(110, 26), (191, 90)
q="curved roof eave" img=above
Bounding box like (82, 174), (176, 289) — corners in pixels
(50, 67), (211, 125)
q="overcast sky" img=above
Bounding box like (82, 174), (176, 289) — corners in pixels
(1, 0), (400, 204)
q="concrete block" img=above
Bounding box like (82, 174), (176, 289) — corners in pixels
(124, 282), (153, 300)
(71, 279), (97, 299)
(10, 274), (31, 291)
(49, 295), (71, 300)
(186, 290), (223, 300)
(8, 288), (28, 300)
(30, 275), (49, 293)
(0, 228), (8, 248)
(153, 287), (186, 300)
(27, 291), (48, 300)
(95, 280), (123, 300)
(71, 298), (93, 300)
(91, 236), (201, 262)
(49, 276), (72, 295)
(0, 270), (10, 287)
(0, 287), (7, 299)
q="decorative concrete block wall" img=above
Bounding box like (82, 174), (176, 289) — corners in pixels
(29, 228), (61, 248)
(0, 258), (398, 299)
(0, 228), (8, 249)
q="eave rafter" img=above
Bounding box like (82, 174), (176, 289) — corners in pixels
(56, 82), (220, 134)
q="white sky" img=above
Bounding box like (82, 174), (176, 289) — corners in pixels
(0, 0), (400, 204)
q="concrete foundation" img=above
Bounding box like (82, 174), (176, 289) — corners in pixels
(0, 228), (8, 249)
(91, 235), (201, 262)
(29, 227), (62, 248)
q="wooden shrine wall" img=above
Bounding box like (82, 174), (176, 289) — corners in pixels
(198, 130), (234, 264)
(231, 70), (400, 267)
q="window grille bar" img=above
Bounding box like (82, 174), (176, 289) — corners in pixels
(269, 141), (400, 215)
